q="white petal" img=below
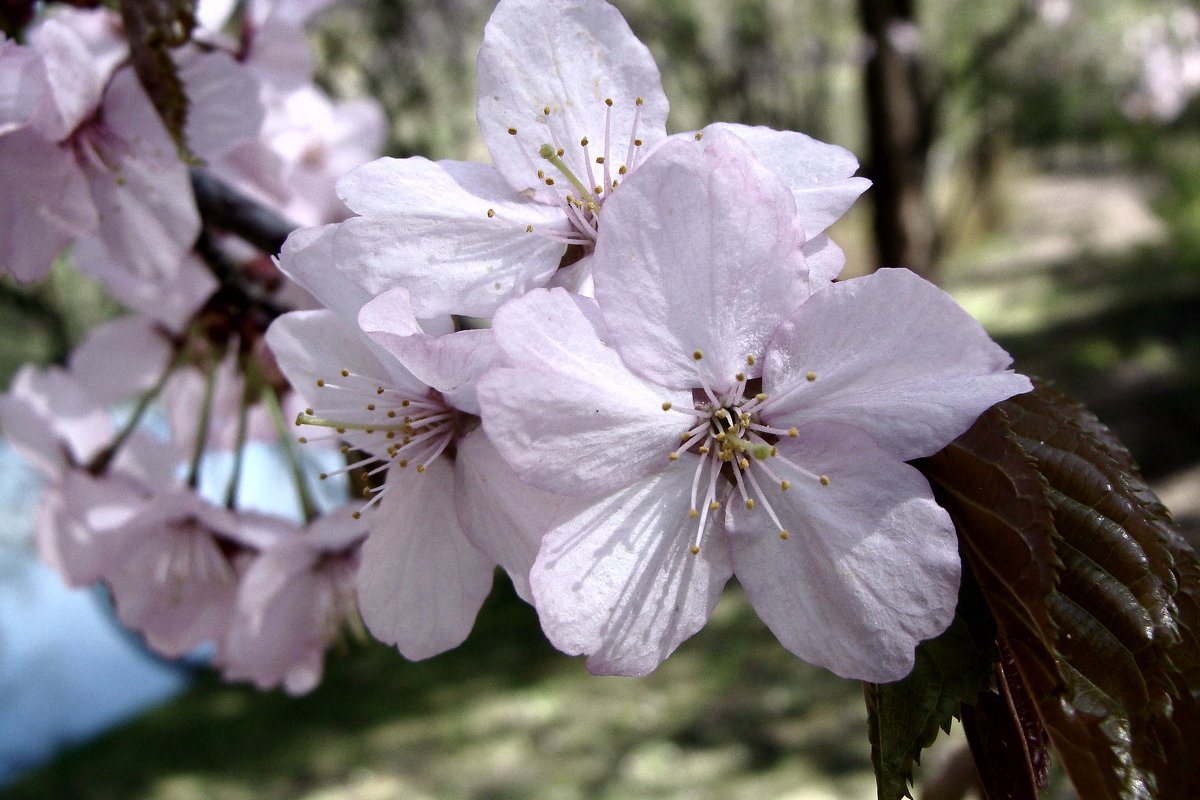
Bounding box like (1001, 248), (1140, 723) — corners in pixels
(802, 233), (845, 286)
(180, 50), (265, 161)
(356, 459), (496, 660)
(68, 316), (172, 405)
(762, 268), (1033, 460)
(277, 223), (372, 326)
(707, 122), (871, 237)
(334, 157), (568, 317)
(530, 467), (732, 676)
(476, 0), (668, 202)
(726, 422), (960, 682)
(455, 428), (590, 602)
(477, 289), (691, 497)
(593, 129), (807, 390)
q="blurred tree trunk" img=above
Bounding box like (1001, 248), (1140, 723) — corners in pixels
(858, 0), (937, 279)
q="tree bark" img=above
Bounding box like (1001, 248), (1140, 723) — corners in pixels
(858, 0), (937, 278)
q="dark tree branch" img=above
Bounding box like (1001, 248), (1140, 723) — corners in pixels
(189, 169), (299, 257)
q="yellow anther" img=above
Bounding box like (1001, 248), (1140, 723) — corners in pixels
(735, 372), (745, 382)
(537, 169), (545, 179)
(557, 147), (565, 157)
(770, 446), (778, 456)
(366, 403), (376, 411)
(698, 446), (710, 455)
(352, 511), (362, 520)
(486, 208), (495, 218)
(580, 137), (589, 147)
(780, 479), (791, 491)
(612, 179), (618, 189)
(746, 354), (757, 366)
(708, 501), (720, 511)
(336, 427), (345, 434)
(605, 98), (613, 107)
(596, 156), (605, 165)
(618, 165), (627, 175)
(401, 399), (410, 407)
(416, 464), (425, 473)
(690, 545), (700, 555)
(694, 132), (704, 141)
(662, 401), (672, 411)
(386, 431), (395, 439)
(360, 486), (370, 497)
(689, 508), (699, 518)
(507, 127), (518, 135)
(376, 387), (384, 395)
(340, 368), (349, 377)
(340, 445), (349, 454)
(755, 393), (768, 402)
(779, 530), (790, 541)
(669, 452), (679, 462)
(738, 458), (749, 469)
(526, 224), (533, 233)
(806, 371), (817, 382)
(593, 185), (603, 194)
(636, 96), (644, 105)
(788, 427), (799, 437)
(545, 178), (555, 186)
(680, 431), (691, 442)
(693, 350), (704, 360)
(319, 472), (328, 480)
(298, 436), (308, 444)
(305, 407), (314, 415)
(316, 378), (325, 387)
(398, 459), (409, 468)
(819, 475), (830, 486)
(634, 138), (643, 146)
(543, 106), (550, 115)
(745, 498), (755, 510)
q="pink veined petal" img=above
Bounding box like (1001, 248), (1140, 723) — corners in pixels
(359, 288), (500, 416)
(180, 49), (265, 162)
(705, 122), (871, 238)
(593, 129), (807, 391)
(454, 427), (591, 603)
(762, 268), (1033, 461)
(529, 466), (733, 677)
(725, 422), (960, 682)
(334, 157), (569, 317)
(83, 69), (199, 280)
(477, 288), (691, 497)
(73, 244), (217, 334)
(475, 0), (669, 203)
(0, 365), (113, 474)
(356, 459), (496, 660)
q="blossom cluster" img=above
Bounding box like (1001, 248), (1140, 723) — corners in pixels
(1122, 5), (1200, 122)
(1, 0), (1030, 692)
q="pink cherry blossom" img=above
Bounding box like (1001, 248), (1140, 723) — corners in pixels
(330, 0), (867, 318)
(477, 131), (1032, 681)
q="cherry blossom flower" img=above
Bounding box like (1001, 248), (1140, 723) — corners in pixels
(476, 131), (1032, 681)
(219, 509), (366, 694)
(331, 0), (868, 318)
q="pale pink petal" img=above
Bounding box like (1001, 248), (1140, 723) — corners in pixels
(705, 122), (871, 237)
(529, 467), (733, 676)
(802, 233), (845, 287)
(477, 289), (691, 497)
(0, 127), (96, 281)
(356, 459), (496, 660)
(359, 288), (500, 415)
(593, 129), (807, 391)
(0, 366), (112, 474)
(73, 244), (216, 334)
(180, 50), (265, 161)
(454, 428), (590, 602)
(476, 0), (669, 202)
(26, 16), (108, 138)
(0, 41), (46, 135)
(82, 69), (199, 280)
(762, 269), (1032, 460)
(334, 157), (568, 317)
(68, 316), (172, 405)
(275, 224), (372, 325)
(726, 423), (960, 682)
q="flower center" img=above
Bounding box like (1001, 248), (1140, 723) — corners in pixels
(663, 352), (829, 554)
(489, 96), (652, 247)
(294, 366), (457, 518)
